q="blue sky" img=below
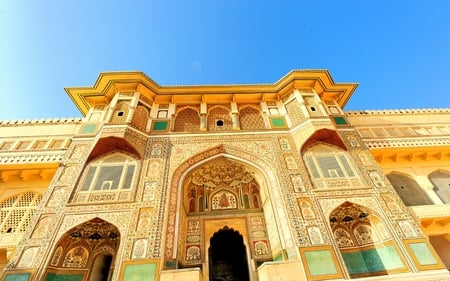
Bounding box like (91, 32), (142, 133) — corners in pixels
(1, 1), (449, 119)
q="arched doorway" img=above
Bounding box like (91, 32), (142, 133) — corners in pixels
(45, 218), (120, 281)
(330, 202), (406, 278)
(209, 227), (250, 281)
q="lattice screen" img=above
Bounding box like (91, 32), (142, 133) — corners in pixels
(0, 191), (42, 234)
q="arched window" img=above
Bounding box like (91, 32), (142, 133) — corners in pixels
(73, 152), (138, 203)
(0, 191), (42, 234)
(304, 143), (362, 189)
(207, 106), (232, 131)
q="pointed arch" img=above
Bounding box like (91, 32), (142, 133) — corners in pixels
(46, 218), (120, 280)
(173, 107), (201, 132)
(182, 156), (262, 213)
(301, 128), (347, 153)
(207, 105), (232, 131)
(87, 136), (141, 162)
(386, 171), (433, 206)
(165, 144), (282, 272)
(329, 202), (406, 277)
(131, 104), (149, 131)
(239, 105), (265, 130)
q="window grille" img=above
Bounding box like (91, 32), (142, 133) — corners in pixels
(304, 144), (362, 188)
(0, 192), (42, 234)
(79, 153), (137, 192)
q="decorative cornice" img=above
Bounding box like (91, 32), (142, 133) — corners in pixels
(65, 70), (358, 116)
(0, 151), (66, 165)
(346, 108), (450, 116)
(364, 137), (450, 149)
(0, 117), (82, 126)
(410, 205), (450, 220)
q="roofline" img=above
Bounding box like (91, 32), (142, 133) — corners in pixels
(65, 70), (358, 116)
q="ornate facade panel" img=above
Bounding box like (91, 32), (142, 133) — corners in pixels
(3, 71), (450, 281)
(174, 107), (201, 132)
(238, 106), (265, 130)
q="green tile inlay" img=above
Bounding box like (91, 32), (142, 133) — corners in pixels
(124, 262), (157, 281)
(5, 273), (31, 281)
(342, 245), (403, 275)
(342, 251), (369, 274)
(304, 250), (338, 276)
(410, 242), (437, 265)
(333, 116), (347, 125)
(271, 117), (285, 127)
(81, 124), (96, 134)
(45, 272), (83, 281)
(153, 121), (168, 131)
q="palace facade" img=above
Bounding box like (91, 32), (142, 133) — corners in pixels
(1, 70), (449, 281)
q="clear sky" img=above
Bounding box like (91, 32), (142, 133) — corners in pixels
(1, 1), (449, 119)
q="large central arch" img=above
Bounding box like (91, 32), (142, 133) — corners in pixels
(163, 144), (289, 278)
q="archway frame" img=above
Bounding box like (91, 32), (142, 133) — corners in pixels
(35, 213), (129, 281)
(164, 144), (292, 270)
(321, 198), (410, 278)
(41, 217), (121, 281)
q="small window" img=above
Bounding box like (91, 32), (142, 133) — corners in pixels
(117, 111), (124, 117)
(216, 120), (224, 127)
(310, 106), (316, 112)
(158, 110), (168, 119)
(268, 107), (279, 115)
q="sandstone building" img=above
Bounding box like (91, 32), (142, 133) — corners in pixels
(0, 70), (449, 281)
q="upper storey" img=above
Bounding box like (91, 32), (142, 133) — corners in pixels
(66, 70), (357, 115)
(64, 70), (357, 134)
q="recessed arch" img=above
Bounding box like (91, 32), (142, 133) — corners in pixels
(301, 128), (347, 153)
(182, 156), (263, 213)
(45, 218), (120, 281)
(239, 105), (265, 130)
(329, 201), (406, 278)
(87, 136), (141, 162)
(207, 105), (232, 130)
(165, 144), (284, 276)
(174, 106), (201, 132)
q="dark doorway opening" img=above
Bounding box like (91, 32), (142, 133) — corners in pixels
(209, 227), (250, 281)
(89, 254), (113, 281)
